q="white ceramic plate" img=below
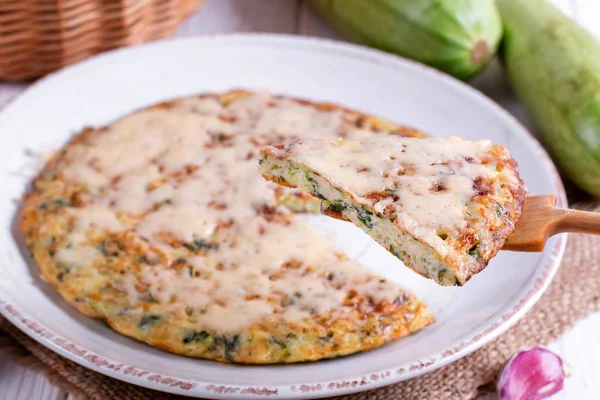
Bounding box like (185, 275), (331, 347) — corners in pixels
(0, 35), (566, 399)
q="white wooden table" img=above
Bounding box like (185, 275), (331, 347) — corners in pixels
(1, 1), (600, 399)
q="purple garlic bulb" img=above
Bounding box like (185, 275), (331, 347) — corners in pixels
(497, 346), (567, 400)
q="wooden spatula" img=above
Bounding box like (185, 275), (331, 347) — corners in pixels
(504, 195), (600, 252)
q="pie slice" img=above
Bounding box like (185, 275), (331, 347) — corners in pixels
(260, 136), (526, 286)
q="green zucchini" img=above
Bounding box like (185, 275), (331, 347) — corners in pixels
(309, 0), (502, 80)
(498, 0), (600, 196)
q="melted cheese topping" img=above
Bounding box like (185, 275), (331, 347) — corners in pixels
(55, 93), (408, 334)
(55, 245), (103, 266)
(267, 136), (507, 247)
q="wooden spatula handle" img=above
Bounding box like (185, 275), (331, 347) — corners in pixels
(553, 208), (600, 235)
(504, 195), (600, 252)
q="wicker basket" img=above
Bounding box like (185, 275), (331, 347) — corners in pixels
(0, 0), (204, 81)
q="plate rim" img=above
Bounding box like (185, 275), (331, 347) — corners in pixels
(0, 33), (567, 399)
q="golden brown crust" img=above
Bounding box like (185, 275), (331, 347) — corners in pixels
(455, 145), (526, 281)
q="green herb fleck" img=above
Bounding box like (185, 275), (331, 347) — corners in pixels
(468, 245), (481, 260)
(183, 330), (210, 344)
(139, 315), (160, 329)
(496, 205), (505, 218)
(182, 243), (195, 252)
(329, 201), (346, 213)
(57, 264), (72, 276)
(318, 336), (331, 343)
(136, 256), (154, 265)
(356, 207), (373, 228)
(286, 333), (297, 339)
(183, 239), (216, 253)
(304, 171), (325, 199)
(54, 198), (71, 207)
(271, 338), (287, 349)
(212, 334), (241, 361)
(438, 269), (447, 284)
(98, 240), (120, 257)
(38, 198), (72, 210)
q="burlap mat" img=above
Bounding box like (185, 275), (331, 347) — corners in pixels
(2, 198), (600, 400)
